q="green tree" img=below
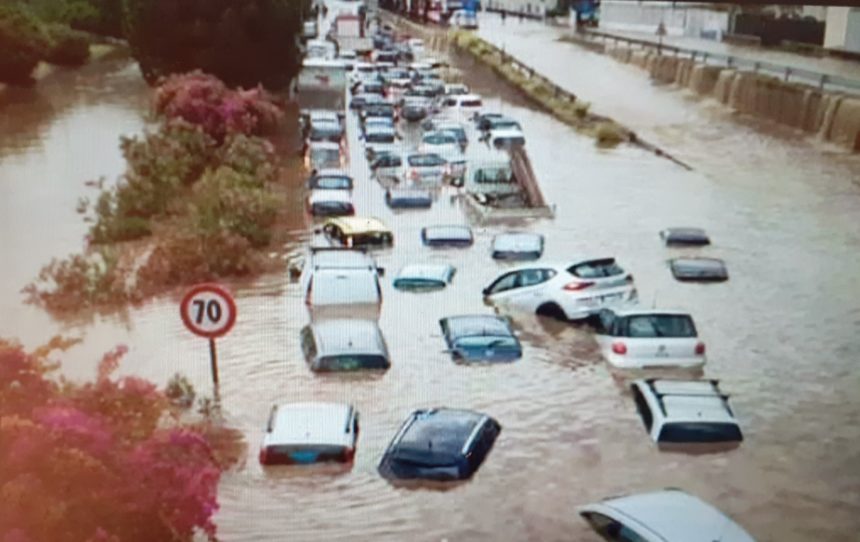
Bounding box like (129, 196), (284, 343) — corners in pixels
(123, 0), (308, 90)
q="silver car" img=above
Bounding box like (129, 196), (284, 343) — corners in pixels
(300, 319), (391, 372)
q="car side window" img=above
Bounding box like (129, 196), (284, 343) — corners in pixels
(517, 268), (555, 288)
(582, 512), (624, 538)
(488, 272), (519, 294)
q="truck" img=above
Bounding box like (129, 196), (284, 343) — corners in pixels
(330, 14), (373, 55)
(296, 58), (348, 112)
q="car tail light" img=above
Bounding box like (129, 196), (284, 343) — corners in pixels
(611, 342), (627, 355)
(695, 342), (706, 355)
(563, 281), (594, 291)
(259, 447), (268, 465)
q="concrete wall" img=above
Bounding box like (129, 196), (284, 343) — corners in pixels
(599, 0), (729, 40)
(603, 42), (860, 151)
(824, 7), (860, 53)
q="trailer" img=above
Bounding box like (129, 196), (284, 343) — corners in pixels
(296, 58), (348, 112)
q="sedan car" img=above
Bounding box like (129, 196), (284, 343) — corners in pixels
(579, 489), (756, 542)
(259, 402), (359, 465)
(669, 257), (728, 282)
(401, 96), (433, 122)
(594, 308), (706, 369)
(421, 225), (474, 247)
(491, 232), (544, 260)
(482, 258), (637, 321)
(307, 119), (344, 144)
(378, 408), (501, 481)
(439, 314), (522, 362)
(393, 263), (455, 291)
(306, 189), (355, 217)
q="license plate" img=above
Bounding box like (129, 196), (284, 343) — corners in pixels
(655, 346), (669, 357)
(289, 451), (319, 464)
(599, 293), (623, 303)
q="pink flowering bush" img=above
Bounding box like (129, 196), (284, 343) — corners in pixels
(0, 339), (243, 542)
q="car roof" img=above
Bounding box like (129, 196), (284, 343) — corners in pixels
(266, 402), (353, 447)
(638, 379), (738, 424)
(312, 319), (385, 356)
(393, 408), (487, 458)
(442, 315), (514, 339)
(308, 190), (352, 204)
(423, 130), (458, 140)
(581, 490), (755, 542)
(396, 263), (455, 282)
(492, 232), (544, 251)
(325, 216), (390, 234)
(365, 124), (396, 135)
(458, 94), (483, 102)
(309, 248), (376, 269)
(422, 225), (473, 241)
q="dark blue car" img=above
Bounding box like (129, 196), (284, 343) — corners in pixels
(378, 408), (501, 482)
(439, 315), (522, 362)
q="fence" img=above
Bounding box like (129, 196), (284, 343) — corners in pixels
(583, 29), (860, 96)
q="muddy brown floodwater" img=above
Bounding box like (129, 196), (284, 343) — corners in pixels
(2, 11), (860, 541)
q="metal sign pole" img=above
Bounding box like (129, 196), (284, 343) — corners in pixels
(209, 337), (220, 386)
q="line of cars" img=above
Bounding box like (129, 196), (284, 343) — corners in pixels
(268, 10), (754, 539)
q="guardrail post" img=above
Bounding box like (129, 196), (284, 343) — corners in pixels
(784, 67), (791, 82)
(819, 74), (827, 90)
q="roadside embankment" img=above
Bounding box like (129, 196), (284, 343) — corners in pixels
(569, 34), (860, 152)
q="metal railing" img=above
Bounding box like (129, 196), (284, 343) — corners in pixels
(583, 29), (860, 96)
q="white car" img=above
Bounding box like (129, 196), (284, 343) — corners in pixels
(407, 38), (425, 59)
(443, 83), (470, 96)
(419, 130), (461, 159)
(349, 62), (377, 85)
(631, 379), (743, 445)
(486, 127), (526, 149)
(594, 308), (706, 369)
(402, 152), (448, 184)
(306, 189), (355, 217)
(259, 402), (359, 465)
(439, 93), (483, 120)
(482, 258), (637, 321)
(579, 489), (756, 542)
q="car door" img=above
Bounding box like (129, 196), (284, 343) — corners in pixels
(484, 269), (555, 311)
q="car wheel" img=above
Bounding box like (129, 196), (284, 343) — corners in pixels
(536, 303), (567, 321)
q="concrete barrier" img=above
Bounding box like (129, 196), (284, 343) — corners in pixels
(826, 97), (860, 149)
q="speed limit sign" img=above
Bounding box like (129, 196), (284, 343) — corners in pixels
(180, 283), (237, 387)
(180, 283), (237, 338)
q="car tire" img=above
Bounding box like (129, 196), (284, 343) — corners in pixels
(536, 303), (567, 321)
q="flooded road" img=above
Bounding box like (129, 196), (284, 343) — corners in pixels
(2, 10), (860, 541)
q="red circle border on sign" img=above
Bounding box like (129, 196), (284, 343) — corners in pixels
(180, 283), (238, 339)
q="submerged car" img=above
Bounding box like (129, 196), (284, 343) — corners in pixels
(631, 379), (743, 445)
(393, 263), (455, 291)
(378, 408), (501, 481)
(259, 402), (359, 465)
(579, 489), (756, 542)
(385, 188), (433, 209)
(306, 141), (344, 171)
(296, 247), (383, 295)
(421, 225), (474, 247)
(439, 315), (522, 362)
(306, 189), (355, 217)
(320, 216), (394, 249)
(491, 233), (544, 260)
(660, 227), (711, 246)
(594, 308), (706, 369)
(300, 319), (390, 372)
(402, 152), (448, 184)
(670, 258), (728, 282)
(483, 258), (637, 321)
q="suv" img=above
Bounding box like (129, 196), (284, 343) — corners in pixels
(482, 258), (637, 321)
(630, 379), (743, 445)
(259, 402), (359, 465)
(594, 308), (706, 369)
(300, 319), (391, 372)
(378, 408), (501, 481)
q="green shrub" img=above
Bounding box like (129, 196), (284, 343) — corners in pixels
(24, 248), (129, 311)
(0, 4), (51, 84)
(89, 190), (152, 243)
(219, 134), (278, 183)
(45, 23), (90, 66)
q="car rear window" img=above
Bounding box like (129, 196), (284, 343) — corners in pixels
(312, 201), (353, 215)
(352, 232), (393, 247)
(264, 445), (346, 464)
(461, 99), (482, 107)
(568, 259), (624, 279)
(315, 176), (352, 190)
(658, 422), (743, 443)
(393, 277), (446, 290)
(311, 149), (340, 163)
(408, 154), (446, 167)
(455, 336), (519, 350)
(493, 136), (525, 148)
(474, 166), (513, 184)
(624, 315), (696, 338)
(317, 355), (389, 371)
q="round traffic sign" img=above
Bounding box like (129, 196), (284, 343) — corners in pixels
(180, 283), (237, 339)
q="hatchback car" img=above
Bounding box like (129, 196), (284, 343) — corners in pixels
(420, 131), (462, 161)
(482, 258), (637, 321)
(579, 489), (756, 542)
(594, 308), (706, 369)
(300, 319), (390, 372)
(402, 153), (448, 184)
(259, 402), (359, 465)
(669, 258), (728, 282)
(306, 141), (344, 171)
(421, 225), (474, 247)
(307, 169), (354, 191)
(491, 232), (544, 260)
(320, 216), (394, 249)
(393, 263), (455, 291)
(385, 188), (433, 209)
(660, 227), (711, 246)
(439, 315), (522, 362)
(305, 267), (382, 311)
(631, 379), (743, 445)
(306, 189), (355, 217)
(378, 408), (501, 481)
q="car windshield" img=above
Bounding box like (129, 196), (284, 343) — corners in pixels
(474, 167), (513, 184)
(659, 422), (743, 443)
(315, 176), (352, 189)
(492, 120), (521, 130)
(352, 232), (393, 247)
(310, 126), (341, 138)
(311, 149), (340, 163)
(424, 133), (456, 145)
(408, 154), (446, 167)
(317, 355), (388, 371)
(625, 315), (696, 338)
(455, 336), (519, 350)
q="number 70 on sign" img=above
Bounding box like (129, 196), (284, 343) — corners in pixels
(180, 284), (237, 387)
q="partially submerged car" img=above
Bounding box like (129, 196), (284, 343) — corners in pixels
(305, 266), (382, 312)
(393, 263), (455, 291)
(487, 127), (526, 150)
(306, 141), (344, 171)
(579, 489), (756, 542)
(660, 227), (711, 246)
(439, 315), (522, 362)
(320, 216), (394, 249)
(594, 308), (706, 370)
(259, 402), (359, 465)
(491, 232), (544, 260)
(385, 188), (433, 209)
(402, 152), (448, 185)
(631, 379), (743, 445)
(400, 96), (433, 122)
(669, 257), (728, 282)
(300, 319), (391, 372)
(482, 258), (637, 321)
(295, 246), (383, 292)
(421, 225), (474, 247)
(378, 408), (501, 481)
(306, 189), (355, 217)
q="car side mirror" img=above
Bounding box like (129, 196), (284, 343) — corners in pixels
(482, 287), (490, 296)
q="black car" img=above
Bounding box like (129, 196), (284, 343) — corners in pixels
(660, 227), (711, 246)
(669, 257), (728, 282)
(378, 408), (501, 482)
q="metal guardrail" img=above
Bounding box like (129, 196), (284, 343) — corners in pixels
(583, 29), (860, 96)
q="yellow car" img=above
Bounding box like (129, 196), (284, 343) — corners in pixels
(320, 216), (393, 249)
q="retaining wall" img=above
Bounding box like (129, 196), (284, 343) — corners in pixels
(603, 43), (860, 151)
